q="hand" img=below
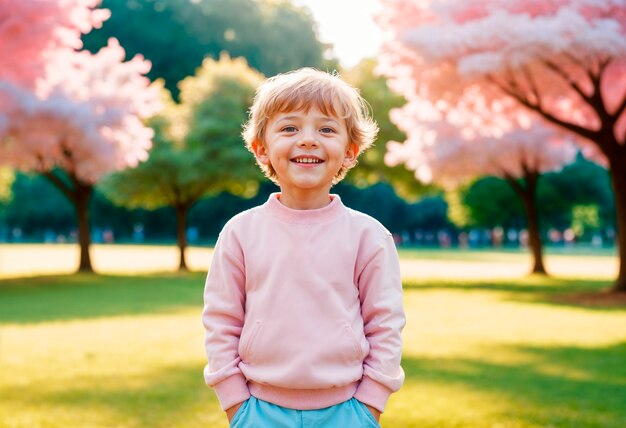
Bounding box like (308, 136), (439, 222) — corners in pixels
(225, 402), (244, 423)
(364, 403), (381, 422)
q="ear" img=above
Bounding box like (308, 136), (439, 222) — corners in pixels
(251, 139), (270, 165)
(342, 142), (359, 168)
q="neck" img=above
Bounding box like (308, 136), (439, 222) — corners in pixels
(277, 189), (332, 210)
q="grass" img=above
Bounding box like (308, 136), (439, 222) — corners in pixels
(0, 245), (625, 427)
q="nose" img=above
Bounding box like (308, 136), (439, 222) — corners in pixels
(297, 128), (318, 148)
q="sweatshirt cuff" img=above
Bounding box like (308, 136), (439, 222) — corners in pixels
(213, 373), (250, 411)
(353, 376), (393, 413)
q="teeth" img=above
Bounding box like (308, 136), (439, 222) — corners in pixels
(294, 158), (321, 163)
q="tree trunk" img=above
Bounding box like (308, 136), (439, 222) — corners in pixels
(506, 170), (547, 275)
(608, 158), (626, 293)
(175, 203), (189, 271)
(43, 171), (94, 273)
(74, 183), (94, 272)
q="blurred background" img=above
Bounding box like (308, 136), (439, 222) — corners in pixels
(1, 1), (625, 427)
(0, 0), (617, 265)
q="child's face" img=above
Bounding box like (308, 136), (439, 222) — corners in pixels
(252, 107), (358, 198)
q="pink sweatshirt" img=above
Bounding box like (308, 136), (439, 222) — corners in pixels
(202, 193), (405, 413)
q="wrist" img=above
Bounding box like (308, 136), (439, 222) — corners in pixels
(365, 403), (381, 422)
(225, 401), (244, 423)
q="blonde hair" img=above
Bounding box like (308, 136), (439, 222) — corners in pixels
(242, 68), (378, 184)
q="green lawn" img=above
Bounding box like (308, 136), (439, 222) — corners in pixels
(0, 247), (625, 427)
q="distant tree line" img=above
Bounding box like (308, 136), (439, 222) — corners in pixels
(0, 153), (614, 247)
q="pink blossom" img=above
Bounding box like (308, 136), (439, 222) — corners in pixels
(385, 96), (578, 188)
(0, 0), (109, 88)
(0, 41), (161, 183)
(376, 0), (626, 163)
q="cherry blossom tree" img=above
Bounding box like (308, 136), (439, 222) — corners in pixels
(377, 0), (626, 292)
(0, 0), (110, 88)
(386, 97), (577, 273)
(0, 38), (160, 272)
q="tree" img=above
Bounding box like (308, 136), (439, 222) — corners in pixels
(545, 154), (615, 232)
(464, 155), (616, 237)
(0, 38), (161, 272)
(386, 100), (577, 273)
(0, 167), (13, 203)
(462, 177), (524, 230)
(100, 54), (264, 270)
(82, 0), (327, 98)
(377, 0), (626, 292)
(343, 59), (433, 200)
(0, 0), (109, 89)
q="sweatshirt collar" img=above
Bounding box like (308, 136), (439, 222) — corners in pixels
(264, 192), (345, 224)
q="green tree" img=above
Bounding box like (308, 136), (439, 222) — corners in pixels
(83, 0), (327, 98)
(0, 173), (74, 239)
(334, 182), (407, 234)
(462, 178), (524, 230)
(0, 167), (13, 204)
(462, 154), (615, 245)
(542, 154), (615, 231)
(100, 55), (264, 270)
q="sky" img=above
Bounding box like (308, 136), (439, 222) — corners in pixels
(291, 0), (384, 68)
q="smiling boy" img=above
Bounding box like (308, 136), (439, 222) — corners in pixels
(202, 68), (405, 427)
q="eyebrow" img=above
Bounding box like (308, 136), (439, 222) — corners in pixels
(275, 115), (340, 125)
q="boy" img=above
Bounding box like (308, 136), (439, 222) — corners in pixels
(202, 68), (405, 427)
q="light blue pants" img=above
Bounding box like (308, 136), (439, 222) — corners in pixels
(230, 396), (380, 428)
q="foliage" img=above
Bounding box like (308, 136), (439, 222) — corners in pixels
(404, 196), (451, 232)
(334, 182), (408, 234)
(441, 188), (467, 229)
(82, 0), (328, 98)
(572, 205), (601, 239)
(0, 40), (160, 183)
(377, 0), (626, 162)
(0, 0), (109, 88)
(0, 0), (161, 271)
(0, 173), (74, 236)
(342, 59), (430, 201)
(99, 55), (264, 268)
(376, 0), (626, 288)
(544, 154), (615, 229)
(0, 167), (13, 203)
(460, 154), (616, 234)
(100, 55), (264, 210)
(462, 177), (524, 229)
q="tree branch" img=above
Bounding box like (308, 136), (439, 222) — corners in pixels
(503, 173), (526, 198)
(42, 170), (74, 202)
(487, 74), (600, 143)
(521, 66), (541, 108)
(542, 59), (591, 104)
(564, 52), (589, 74)
(615, 95), (626, 123)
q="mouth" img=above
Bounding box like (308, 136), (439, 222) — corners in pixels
(290, 156), (324, 164)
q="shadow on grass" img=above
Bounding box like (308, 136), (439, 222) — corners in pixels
(403, 276), (626, 311)
(401, 342), (626, 427)
(0, 361), (226, 428)
(3, 343), (624, 427)
(2, 272), (623, 325)
(0, 272), (206, 324)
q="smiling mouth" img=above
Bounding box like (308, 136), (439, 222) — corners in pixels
(291, 157), (324, 164)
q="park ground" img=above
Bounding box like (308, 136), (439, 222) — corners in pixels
(0, 244), (625, 427)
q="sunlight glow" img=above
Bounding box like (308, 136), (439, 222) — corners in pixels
(291, 0), (384, 68)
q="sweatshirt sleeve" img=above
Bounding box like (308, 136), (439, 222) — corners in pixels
(202, 229), (250, 411)
(353, 231), (406, 413)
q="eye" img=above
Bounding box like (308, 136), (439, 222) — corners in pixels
(320, 127), (335, 134)
(281, 126), (298, 133)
